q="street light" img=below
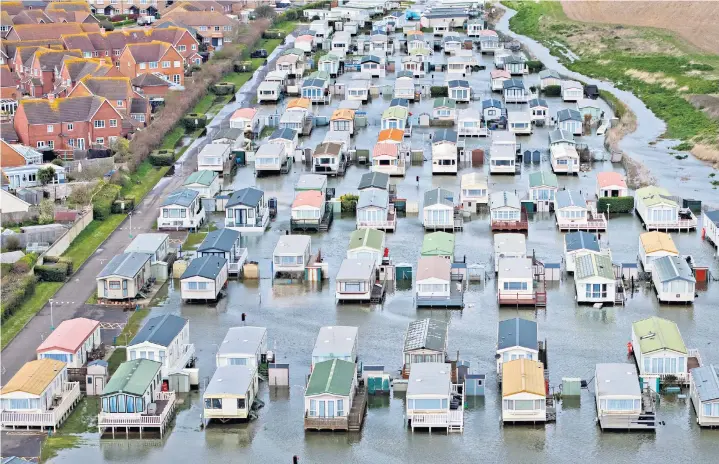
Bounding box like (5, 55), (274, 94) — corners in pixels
(128, 211), (133, 239)
(606, 203), (611, 222)
(49, 299), (54, 330)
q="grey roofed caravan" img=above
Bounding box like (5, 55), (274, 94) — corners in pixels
(497, 317), (538, 350)
(482, 98), (503, 110)
(704, 210), (719, 226)
(98, 252), (151, 278)
(595, 363), (641, 397)
(690, 365), (719, 402)
(434, 129), (458, 144)
(269, 127), (298, 142)
(557, 108), (582, 122)
(652, 256), (696, 283)
(125, 233), (169, 255)
(358, 172), (390, 191)
(226, 187), (264, 208)
(490, 191), (520, 210)
(555, 190), (587, 209)
(130, 314), (187, 347)
(575, 253), (614, 280)
(205, 365), (255, 396)
(403, 318), (448, 353)
(406, 363), (451, 396)
(539, 69), (561, 80)
(312, 326), (358, 358)
(212, 127), (244, 143)
(424, 188), (454, 207)
(180, 255), (227, 280)
(336, 259), (375, 281)
(548, 128), (576, 145)
(357, 189), (389, 209)
(162, 188), (199, 207)
(564, 231), (601, 253)
(217, 326), (267, 358)
(197, 228), (240, 254)
(529, 98), (548, 108)
(448, 79), (469, 89)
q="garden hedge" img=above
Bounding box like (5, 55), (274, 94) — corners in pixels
(182, 113), (207, 131)
(12, 253), (38, 274)
(233, 61), (252, 73)
(93, 183), (122, 221)
(35, 264), (69, 282)
(526, 60), (544, 73)
(149, 150), (175, 167)
(112, 197), (136, 214)
(1, 275), (36, 320)
(597, 196), (634, 213)
(212, 82), (236, 95)
(543, 85), (561, 97)
(430, 86), (448, 98)
(340, 194), (359, 213)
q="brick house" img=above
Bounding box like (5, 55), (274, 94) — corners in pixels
(118, 41), (184, 86)
(68, 76), (151, 127)
(13, 95), (124, 151)
(54, 57), (122, 94)
(1, 65), (19, 100)
(5, 22), (100, 42)
(0, 140), (33, 168)
(4, 39), (65, 71)
(20, 48), (83, 97)
(157, 10), (237, 50)
(131, 73), (171, 98)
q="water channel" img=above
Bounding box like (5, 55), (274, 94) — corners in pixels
(54, 9), (719, 464)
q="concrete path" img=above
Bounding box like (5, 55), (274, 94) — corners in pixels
(0, 33), (298, 385)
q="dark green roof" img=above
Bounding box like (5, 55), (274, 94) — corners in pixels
(103, 359), (161, 397)
(305, 359), (355, 397)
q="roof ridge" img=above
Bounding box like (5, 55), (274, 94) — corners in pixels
(325, 359), (337, 392)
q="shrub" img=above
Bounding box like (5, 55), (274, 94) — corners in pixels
(110, 171), (130, 187)
(1, 275), (36, 320)
(51, 158), (64, 166)
(35, 264), (68, 282)
(59, 257), (74, 275)
(430, 86), (448, 97)
(112, 197), (135, 214)
(99, 20), (114, 31)
(340, 194), (359, 213)
(93, 183), (122, 221)
(12, 253), (37, 274)
(526, 60), (544, 73)
(149, 150), (175, 166)
(211, 82), (236, 95)
(182, 113), (207, 130)
(597, 196), (634, 213)
(543, 85), (561, 97)
(38, 199), (55, 224)
(4, 235), (21, 252)
(233, 61), (252, 73)
(37, 166), (56, 185)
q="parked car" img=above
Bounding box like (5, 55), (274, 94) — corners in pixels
(251, 49), (268, 59)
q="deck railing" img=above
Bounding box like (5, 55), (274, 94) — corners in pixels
(228, 248), (248, 274)
(98, 391), (176, 427)
(645, 217), (697, 230)
(409, 413), (449, 426)
(0, 382), (80, 429)
(304, 414), (349, 430)
(166, 343), (196, 377)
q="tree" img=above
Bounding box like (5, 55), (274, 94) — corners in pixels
(37, 166), (56, 185)
(38, 199), (55, 224)
(254, 5), (276, 20)
(68, 184), (93, 206)
(111, 137), (131, 163)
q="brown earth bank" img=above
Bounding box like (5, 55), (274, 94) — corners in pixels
(561, 0), (719, 55)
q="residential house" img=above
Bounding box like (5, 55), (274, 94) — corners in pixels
(634, 186), (696, 231)
(482, 98), (504, 122)
(225, 187), (270, 233)
(432, 129), (458, 174)
(331, 109), (355, 135)
(447, 79), (470, 103)
(433, 97), (457, 121)
(197, 228), (247, 276)
(494, 233), (526, 273)
(596, 172), (629, 198)
(268, 128), (299, 157)
(159, 9), (237, 50)
(467, 19), (485, 37)
(574, 253), (617, 304)
(183, 170), (220, 199)
(651, 256), (696, 304)
(0, 140), (42, 167)
(36, 318), (101, 369)
(422, 188), (455, 230)
(528, 171), (558, 212)
(372, 142), (405, 176)
(401, 55), (426, 78)
(312, 142), (345, 176)
(689, 365), (719, 427)
(638, 231), (679, 272)
(203, 365), (258, 422)
(360, 55), (384, 78)
(158, 188), (205, 231)
(345, 79), (371, 102)
(318, 53), (341, 76)
(180, 255), (228, 302)
(479, 33), (501, 54)
(304, 359), (358, 431)
(14, 96), (123, 150)
(257, 80), (281, 103)
(401, 319), (449, 379)
(405, 362), (464, 432)
(631, 316), (692, 388)
(118, 41), (184, 86)
(442, 35), (462, 55)
(504, 55), (527, 75)
(564, 231), (604, 273)
(19, 48), (82, 97)
(548, 128), (576, 148)
(501, 358), (547, 423)
(415, 256), (454, 305)
(2, 163), (66, 190)
(460, 172), (488, 212)
(578, 99), (602, 123)
(5, 22), (99, 42)
(272, 235), (312, 275)
(556, 109), (583, 136)
(347, 228), (386, 266)
(132, 72), (172, 98)
(370, 32), (390, 55)
(255, 143), (288, 176)
(496, 318), (538, 376)
(0, 359), (80, 431)
(703, 210), (719, 250)
(562, 80), (583, 102)
(295, 34), (314, 54)
(490, 191), (524, 231)
(124, 233), (169, 264)
(68, 76), (151, 128)
(335, 259), (377, 303)
(96, 252), (152, 301)
(555, 190), (607, 231)
(393, 73), (416, 101)
(301, 77), (330, 104)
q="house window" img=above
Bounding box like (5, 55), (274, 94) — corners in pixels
(309, 399), (317, 416)
(503, 281), (528, 291)
(173, 75), (181, 84)
(192, 44), (197, 50)
(150, 62), (158, 69)
(94, 120), (105, 128)
(174, 61), (180, 68)
(178, 45), (186, 52)
(47, 124), (53, 133)
(162, 61), (170, 68)
(96, 137), (105, 145)
(237, 398), (246, 409)
(48, 141), (54, 149)
(110, 119), (117, 128)
(140, 63), (146, 69)
(214, 26), (220, 32)
(584, 284), (607, 299)
(132, 114), (146, 122)
(223, 26), (232, 32)
(67, 123), (73, 131)
(229, 358), (247, 366)
(204, 398), (222, 409)
(109, 281), (121, 289)
(187, 282), (198, 290)
(37, 141), (46, 148)
(117, 100), (124, 107)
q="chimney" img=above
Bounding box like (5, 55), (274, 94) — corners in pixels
(47, 94), (55, 102)
(100, 27), (106, 34)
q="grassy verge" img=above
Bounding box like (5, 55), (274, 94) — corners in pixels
(121, 160), (169, 200)
(0, 282), (62, 350)
(503, 1), (719, 148)
(183, 231), (207, 249)
(108, 307), (150, 374)
(61, 215), (127, 268)
(41, 397), (100, 462)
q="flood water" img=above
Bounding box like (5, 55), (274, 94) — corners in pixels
(55, 14), (719, 464)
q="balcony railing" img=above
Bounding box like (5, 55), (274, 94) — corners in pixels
(304, 414), (349, 430)
(228, 248), (248, 274)
(1, 382), (81, 429)
(98, 391), (176, 427)
(167, 343), (196, 377)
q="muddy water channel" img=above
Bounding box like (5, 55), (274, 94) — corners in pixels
(57, 22), (719, 464)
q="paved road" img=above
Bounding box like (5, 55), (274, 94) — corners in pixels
(0, 431), (43, 460)
(0, 35), (298, 385)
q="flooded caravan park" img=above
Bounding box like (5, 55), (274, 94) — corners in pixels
(50, 6), (719, 464)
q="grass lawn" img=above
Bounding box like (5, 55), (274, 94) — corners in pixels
(121, 160), (169, 200)
(0, 282), (63, 350)
(40, 397), (99, 462)
(192, 93), (215, 114)
(107, 347), (126, 375)
(86, 293), (98, 304)
(62, 215), (127, 268)
(116, 307), (150, 347)
(183, 231), (207, 249)
(161, 125), (185, 150)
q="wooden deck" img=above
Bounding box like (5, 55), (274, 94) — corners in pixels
(598, 388), (657, 431)
(1, 382), (81, 431)
(416, 283), (464, 308)
(556, 215), (607, 232)
(98, 391), (176, 438)
(492, 211), (529, 232)
(498, 291), (547, 307)
(304, 385), (367, 432)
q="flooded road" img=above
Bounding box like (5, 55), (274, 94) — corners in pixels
(54, 20), (719, 464)
(496, 6), (719, 208)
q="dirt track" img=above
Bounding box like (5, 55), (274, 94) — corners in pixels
(561, 1), (719, 55)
